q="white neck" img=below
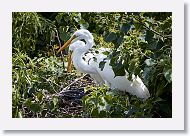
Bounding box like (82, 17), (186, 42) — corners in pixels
(70, 30), (96, 74)
(81, 34), (94, 51)
(72, 50), (97, 74)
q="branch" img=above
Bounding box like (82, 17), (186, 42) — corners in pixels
(142, 22), (172, 39)
(134, 15), (172, 39)
(55, 29), (65, 68)
(41, 77), (58, 94)
(55, 74), (88, 96)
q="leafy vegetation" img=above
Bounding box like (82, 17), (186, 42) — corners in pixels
(12, 12), (172, 118)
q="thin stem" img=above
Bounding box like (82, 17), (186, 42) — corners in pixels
(55, 29), (65, 68)
(41, 77), (58, 94)
(55, 74), (88, 96)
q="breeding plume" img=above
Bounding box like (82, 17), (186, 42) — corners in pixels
(58, 29), (150, 100)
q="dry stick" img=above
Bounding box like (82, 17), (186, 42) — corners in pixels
(41, 77), (60, 88)
(41, 77), (58, 94)
(55, 29), (65, 68)
(55, 74), (88, 95)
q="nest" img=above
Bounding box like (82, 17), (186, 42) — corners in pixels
(54, 74), (96, 117)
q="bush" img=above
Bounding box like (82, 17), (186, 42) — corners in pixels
(12, 12), (172, 118)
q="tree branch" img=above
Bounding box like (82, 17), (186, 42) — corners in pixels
(134, 15), (172, 39)
(55, 74), (88, 96)
(55, 29), (65, 68)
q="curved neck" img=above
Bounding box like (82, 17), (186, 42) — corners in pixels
(85, 37), (93, 49)
(80, 32), (94, 51)
(72, 50), (97, 74)
(71, 30), (95, 74)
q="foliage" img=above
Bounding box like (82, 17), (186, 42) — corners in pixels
(12, 12), (56, 57)
(12, 48), (75, 117)
(12, 12), (172, 118)
(82, 86), (157, 118)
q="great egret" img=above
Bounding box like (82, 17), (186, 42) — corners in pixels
(58, 29), (150, 100)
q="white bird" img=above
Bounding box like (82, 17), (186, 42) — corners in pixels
(58, 29), (150, 100)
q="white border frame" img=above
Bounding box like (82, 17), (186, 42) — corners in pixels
(0, 0), (184, 130)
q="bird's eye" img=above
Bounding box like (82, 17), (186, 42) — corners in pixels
(80, 39), (86, 44)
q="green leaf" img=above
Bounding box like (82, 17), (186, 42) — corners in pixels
(104, 32), (117, 43)
(99, 110), (107, 117)
(30, 103), (41, 113)
(148, 40), (158, 50)
(60, 31), (69, 42)
(145, 30), (154, 43)
(91, 108), (99, 117)
(79, 19), (85, 24)
(24, 98), (32, 108)
(36, 91), (44, 102)
(156, 40), (164, 49)
(124, 106), (137, 117)
(156, 80), (166, 96)
(128, 59), (136, 73)
(59, 26), (70, 41)
(162, 19), (171, 29)
(116, 36), (123, 46)
(145, 58), (156, 66)
(163, 68), (172, 83)
(99, 61), (106, 71)
(107, 51), (120, 60)
(80, 22), (89, 29)
(18, 111), (23, 118)
(143, 67), (151, 80)
(55, 14), (62, 24)
(153, 97), (165, 103)
(74, 13), (81, 22)
(102, 51), (110, 56)
(93, 57), (97, 62)
(112, 60), (126, 77)
(145, 22), (150, 28)
(53, 97), (59, 107)
(50, 31), (56, 42)
(120, 23), (131, 34)
(112, 35), (123, 49)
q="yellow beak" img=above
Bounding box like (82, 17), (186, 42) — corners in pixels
(67, 51), (72, 72)
(57, 35), (76, 72)
(57, 35), (76, 53)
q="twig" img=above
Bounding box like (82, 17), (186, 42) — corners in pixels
(41, 77), (58, 94)
(133, 15), (172, 39)
(55, 29), (65, 68)
(55, 74), (88, 95)
(41, 77), (61, 88)
(143, 22), (172, 39)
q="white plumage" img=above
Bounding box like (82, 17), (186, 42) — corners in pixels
(58, 29), (150, 100)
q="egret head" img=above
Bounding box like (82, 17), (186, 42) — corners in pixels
(57, 29), (92, 73)
(69, 41), (85, 52)
(73, 29), (93, 41)
(57, 29), (93, 53)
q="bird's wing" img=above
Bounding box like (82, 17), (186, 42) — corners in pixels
(82, 48), (150, 100)
(94, 54), (150, 100)
(83, 47), (108, 66)
(81, 48), (109, 86)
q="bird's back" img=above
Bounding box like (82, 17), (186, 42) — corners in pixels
(70, 41), (150, 99)
(96, 59), (150, 100)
